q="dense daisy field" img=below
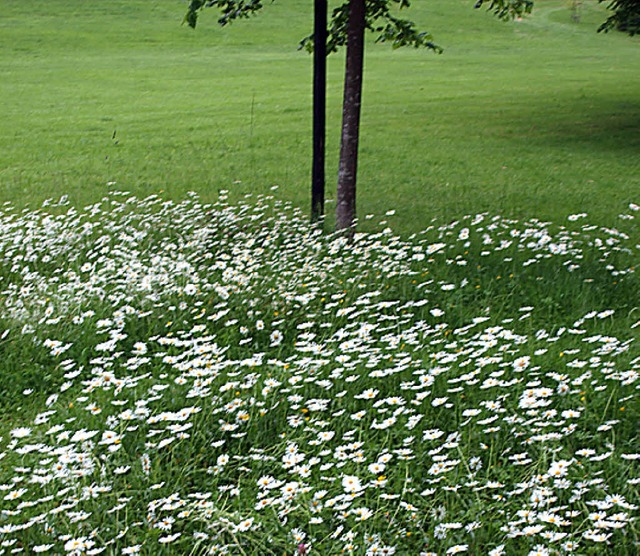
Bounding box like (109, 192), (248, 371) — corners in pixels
(0, 192), (638, 555)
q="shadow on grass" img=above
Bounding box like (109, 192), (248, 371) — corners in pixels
(501, 97), (640, 153)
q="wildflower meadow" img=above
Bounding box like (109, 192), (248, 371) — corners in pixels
(0, 191), (638, 555)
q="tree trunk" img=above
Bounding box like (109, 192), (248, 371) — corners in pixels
(311, 0), (327, 224)
(335, 0), (365, 234)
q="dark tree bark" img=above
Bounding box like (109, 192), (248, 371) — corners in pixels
(311, 0), (327, 224)
(335, 0), (366, 234)
(187, 0), (443, 233)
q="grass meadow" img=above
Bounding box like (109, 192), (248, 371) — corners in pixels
(0, 1), (639, 555)
(0, 0), (639, 229)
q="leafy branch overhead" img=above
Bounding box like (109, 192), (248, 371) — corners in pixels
(300, 0), (441, 53)
(597, 0), (640, 35)
(186, 0), (441, 53)
(473, 0), (534, 20)
(185, 0), (266, 28)
(185, 0), (639, 44)
(475, 0), (639, 35)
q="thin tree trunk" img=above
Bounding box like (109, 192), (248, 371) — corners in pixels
(311, 0), (327, 224)
(335, 0), (365, 235)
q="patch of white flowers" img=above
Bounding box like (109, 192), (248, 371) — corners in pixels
(0, 192), (637, 555)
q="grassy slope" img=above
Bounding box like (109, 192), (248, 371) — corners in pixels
(0, 0), (638, 232)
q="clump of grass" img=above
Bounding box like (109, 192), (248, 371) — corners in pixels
(0, 192), (638, 555)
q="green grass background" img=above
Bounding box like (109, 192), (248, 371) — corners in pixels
(0, 0), (638, 232)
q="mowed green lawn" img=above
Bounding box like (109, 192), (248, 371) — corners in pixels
(0, 0), (638, 231)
